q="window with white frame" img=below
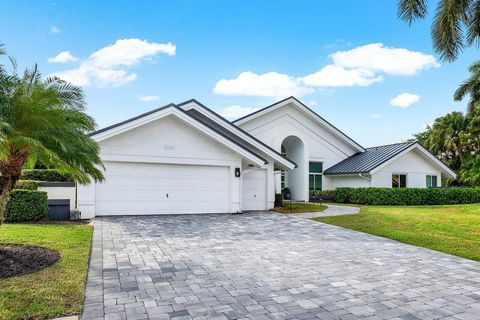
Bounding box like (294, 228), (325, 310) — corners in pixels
(426, 175), (438, 188)
(309, 162), (323, 190)
(392, 174), (407, 188)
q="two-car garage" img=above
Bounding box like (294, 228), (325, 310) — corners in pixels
(76, 102), (296, 218)
(95, 162), (231, 216)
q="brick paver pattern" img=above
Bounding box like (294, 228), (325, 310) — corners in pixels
(82, 212), (480, 320)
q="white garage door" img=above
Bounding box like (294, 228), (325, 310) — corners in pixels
(241, 169), (267, 211)
(96, 162), (230, 215)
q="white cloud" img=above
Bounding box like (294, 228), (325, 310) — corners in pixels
(48, 51), (79, 64)
(303, 65), (383, 87)
(213, 71), (312, 98)
(331, 43), (440, 76)
(215, 105), (260, 120)
(52, 39), (176, 88)
(390, 93), (420, 108)
(89, 39), (175, 68)
(214, 43), (439, 96)
(50, 26), (61, 34)
(138, 95), (160, 102)
(370, 114), (384, 119)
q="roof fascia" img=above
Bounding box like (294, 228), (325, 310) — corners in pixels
(178, 99), (296, 170)
(234, 97), (365, 152)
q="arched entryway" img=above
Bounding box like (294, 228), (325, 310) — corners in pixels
(281, 135), (307, 201)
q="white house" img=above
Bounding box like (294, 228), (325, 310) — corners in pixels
(78, 97), (456, 218)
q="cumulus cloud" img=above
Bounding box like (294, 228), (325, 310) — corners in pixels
(214, 43), (439, 97)
(303, 65), (383, 87)
(390, 93), (420, 108)
(138, 95), (160, 102)
(331, 43), (440, 75)
(48, 51), (79, 64)
(214, 71), (312, 98)
(52, 39), (176, 87)
(215, 105), (260, 120)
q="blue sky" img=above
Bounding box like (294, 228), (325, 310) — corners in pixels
(1, 0), (477, 147)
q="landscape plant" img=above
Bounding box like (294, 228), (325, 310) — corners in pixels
(0, 47), (104, 224)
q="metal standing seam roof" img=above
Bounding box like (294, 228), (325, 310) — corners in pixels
(323, 141), (416, 175)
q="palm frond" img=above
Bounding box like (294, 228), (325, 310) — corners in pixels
(398, 0), (429, 24)
(466, 0), (480, 46)
(431, 0), (470, 61)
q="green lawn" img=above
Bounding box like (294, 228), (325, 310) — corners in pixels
(273, 202), (327, 214)
(313, 204), (480, 261)
(0, 223), (93, 320)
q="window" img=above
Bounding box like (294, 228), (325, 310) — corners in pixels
(281, 144), (286, 189)
(392, 174), (407, 188)
(309, 162), (323, 190)
(426, 175), (438, 188)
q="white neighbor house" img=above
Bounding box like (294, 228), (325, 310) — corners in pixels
(78, 97), (456, 218)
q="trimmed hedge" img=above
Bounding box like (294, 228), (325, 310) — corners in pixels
(21, 169), (72, 182)
(309, 190), (335, 202)
(14, 180), (39, 190)
(5, 190), (48, 222)
(333, 187), (480, 205)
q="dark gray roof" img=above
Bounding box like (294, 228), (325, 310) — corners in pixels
(179, 100), (296, 168)
(90, 99), (297, 167)
(324, 141), (416, 175)
(233, 96), (365, 152)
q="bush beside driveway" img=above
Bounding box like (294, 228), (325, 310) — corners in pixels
(0, 223), (93, 320)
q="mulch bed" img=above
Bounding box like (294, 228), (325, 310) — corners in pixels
(0, 244), (60, 279)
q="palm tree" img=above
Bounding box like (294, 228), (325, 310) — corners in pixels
(428, 112), (467, 167)
(454, 60), (480, 114)
(398, 0), (480, 61)
(0, 51), (104, 224)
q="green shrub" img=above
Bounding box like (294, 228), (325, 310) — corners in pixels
(5, 190), (48, 222)
(274, 193), (283, 207)
(332, 187), (480, 205)
(14, 180), (39, 190)
(309, 190), (335, 201)
(21, 169), (72, 182)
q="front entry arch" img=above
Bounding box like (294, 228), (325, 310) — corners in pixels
(281, 136), (307, 201)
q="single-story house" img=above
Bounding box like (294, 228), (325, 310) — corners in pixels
(78, 96), (456, 218)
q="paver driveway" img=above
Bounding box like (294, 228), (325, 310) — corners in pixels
(82, 212), (480, 320)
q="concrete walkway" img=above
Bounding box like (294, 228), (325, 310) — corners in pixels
(83, 212), (480, 320)
(284, 204), (360, 219)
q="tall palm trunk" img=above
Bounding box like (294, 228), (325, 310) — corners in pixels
(0, 152), (28, 224)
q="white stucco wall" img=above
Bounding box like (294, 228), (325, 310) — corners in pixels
(237, 102), (360, 200)
(329, 175), (371, 189)
(371, 149), (442, 188)
(79, 115), (247, 218)
(38, 184), (76, 210)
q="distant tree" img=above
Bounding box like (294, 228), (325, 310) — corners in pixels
(398, 0), (480, 61)
(0, 48), (104, 224)
(454, 60), (480, 114)
(416, 110), (480, 186)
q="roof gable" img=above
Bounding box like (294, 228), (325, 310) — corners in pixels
(90, 104), (267, 167)
(324, 142), (456, 178)
(177, 99), (296, 170)
(324, 142), (415, 175)
(233, 96), (365, 153)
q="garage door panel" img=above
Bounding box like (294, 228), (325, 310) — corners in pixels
(242, 170), (267, 211)
(96, 162), (229, 215)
